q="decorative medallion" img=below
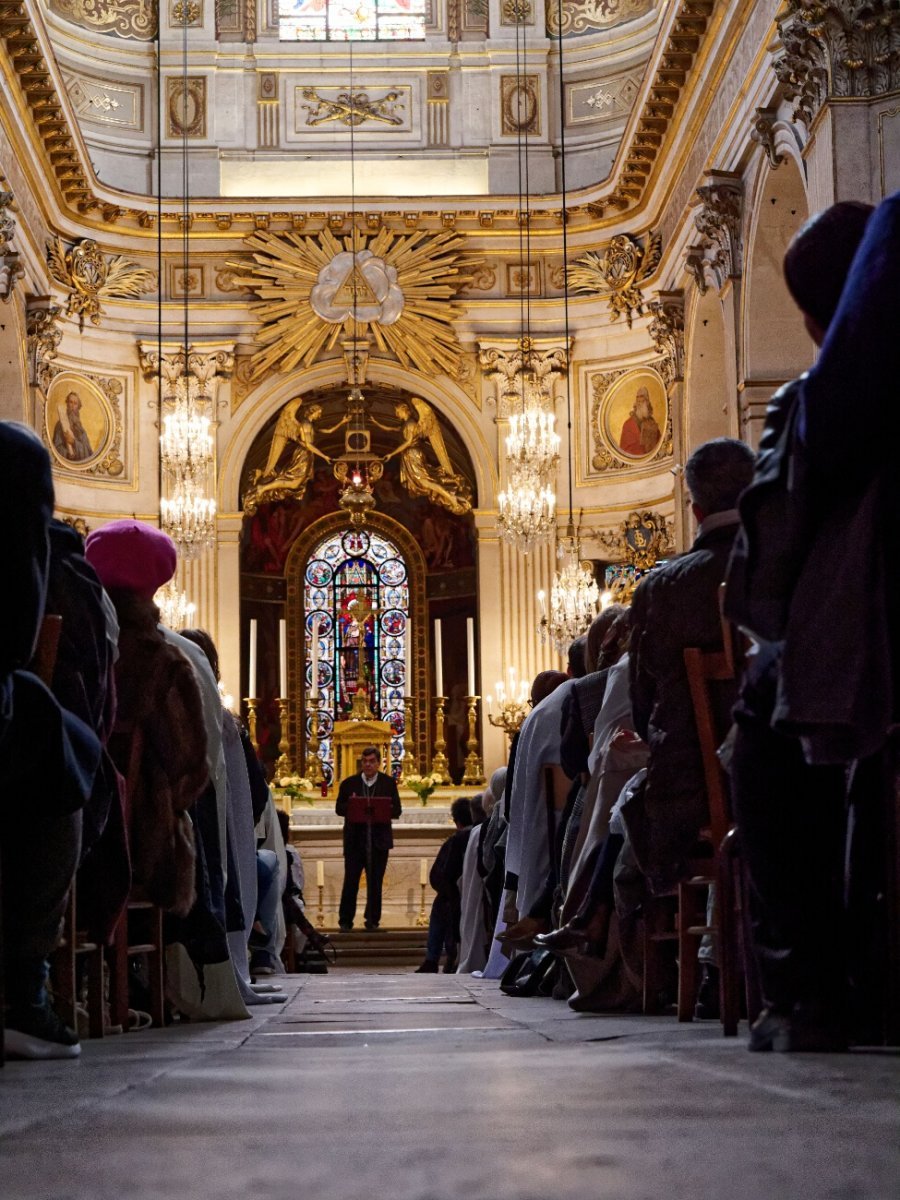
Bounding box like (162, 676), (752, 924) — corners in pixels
(47, 236), (155, 327)
(569, 230), (662, 326)
(230, 227), (476, 381)
(590, 365), (672, 473)
(501, 75), (540, 135)
(166, 76), (207, 138)
(42, 369), (124, 478)
(594, 510), (675, 570)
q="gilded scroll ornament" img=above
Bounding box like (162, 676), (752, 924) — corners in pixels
(593, 510), (674, 570)
(568, 230), (662, 326)
(47, 236), (155, 327)
(547, 0), (653, 38)
(231, 227), (475, 381)
(48, 0), (157, 42)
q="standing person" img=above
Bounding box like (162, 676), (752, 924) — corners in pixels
(336, 746), (401, 931)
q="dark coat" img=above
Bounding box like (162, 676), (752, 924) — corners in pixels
(624, 521), (740, 894)
(336, 770), (402, 854)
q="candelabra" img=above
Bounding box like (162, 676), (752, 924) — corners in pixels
(244, 697), (259, 755)
(305, 694), (324, 787)
(462, 695), (486, 785)
(415, 881), (429, 927)
(486, 678), (531, 742)
(274, 697), (294, 778)
(429, 695), (451, 783)
(401, 694), (416, 780)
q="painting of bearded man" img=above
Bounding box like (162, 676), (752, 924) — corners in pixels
(618, 385), (661, 457)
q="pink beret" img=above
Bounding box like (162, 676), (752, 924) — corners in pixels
(85, 519), (177, 597)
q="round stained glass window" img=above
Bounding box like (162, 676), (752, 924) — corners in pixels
(307, 610), (333, 637)
(381, 608), (405, 636)
(342, 530), (370, 556)
(380, 557), (406, 585)
(381, 659), (405, 687)
(305, 559), (333, 587)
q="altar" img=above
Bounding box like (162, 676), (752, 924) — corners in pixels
(286, 785), (483, 930)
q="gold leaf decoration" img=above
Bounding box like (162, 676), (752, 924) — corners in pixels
(568, 230), (662, 327)
(48, 236), (155, 327)
(230, 227), (475, 382)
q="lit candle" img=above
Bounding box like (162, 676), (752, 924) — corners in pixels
(248, 618), (257, 698)
(316, 859), (324, 888)
(310, 615), (320, 700)
(405, 619), (413, 695)
(486, 694), (493, 715)
(420, 857), (428, 886)
(537, 590), (546, 618)
(434, 618), (444, 696)
(508, 666), (515, 691)
(496, 680), (504, 701)
(279, 618), (287, 698)
(466, 617), (475, 695)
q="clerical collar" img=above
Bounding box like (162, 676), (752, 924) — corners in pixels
(361, 771), (378, 786)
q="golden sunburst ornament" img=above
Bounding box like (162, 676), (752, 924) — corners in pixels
(231, 227), (474, 382)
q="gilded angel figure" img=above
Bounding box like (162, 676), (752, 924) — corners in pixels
(379, 397), (472, 516)
(243, 400), (347, 514)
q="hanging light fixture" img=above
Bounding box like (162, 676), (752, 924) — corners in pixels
(497, 17), (558, 552)
(157, 8), (217, 558)
(538, 1), (599, 649)
(154, 580), (197, 630)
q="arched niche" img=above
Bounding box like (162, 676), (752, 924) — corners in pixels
(743, 155), (812, 383)
(683, 287), (733, 453)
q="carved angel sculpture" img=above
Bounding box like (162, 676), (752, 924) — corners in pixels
(243, 400), (345, 514)
(381, 396), (472, 516)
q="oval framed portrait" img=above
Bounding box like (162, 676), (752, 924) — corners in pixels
(45, 373), (113, 471)
(601, 367), (668, 463)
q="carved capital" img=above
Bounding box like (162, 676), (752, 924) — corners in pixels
(0, 192), (24, 302)
(26, 297), (63, 390)
(687, 172), (743, 292)
(478, 338), (569, 417)
(751, 105), (785, 168)
(775, 2), (900, 126)
(647, 291), (685, 386)
(139, 340), (235, 400)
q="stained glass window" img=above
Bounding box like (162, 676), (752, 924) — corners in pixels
(305, 528), (409, 785)
(279, 0), (426, 42)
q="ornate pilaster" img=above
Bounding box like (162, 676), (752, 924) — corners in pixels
(774, 2), (900, 127)
(647, 291), (685, 386)
(25, 298), (63, 391)
(478, 337), (569, 417)
(751, 106), (785, 169)
(684, 172), (743, 294)
(0, 192), (23, 302)
(139, 340), (235, 402)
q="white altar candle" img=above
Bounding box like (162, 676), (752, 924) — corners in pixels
(434, 618), (444, 696)
(420, 857), (428, 886)
(248, 618), (257, 698)
(310, 615), (320, 700)
(466, 617), (475, 696)
(316, 859), (324, 888)
(279, 618), (287, 698)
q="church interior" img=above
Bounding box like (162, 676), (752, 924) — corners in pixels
(1, 0), (899, 1195)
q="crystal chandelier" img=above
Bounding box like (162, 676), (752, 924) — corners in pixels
(159, 375), (213, 482)
(160, 476), (217, 556)
(154, 580), (196, 630)
(505, 394), (560, 475)
(538, 529), (599, 654)
(498, 460), (557, 552)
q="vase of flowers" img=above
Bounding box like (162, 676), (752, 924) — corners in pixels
(404, 772), (443, 806)
(273, 774), (315, 807)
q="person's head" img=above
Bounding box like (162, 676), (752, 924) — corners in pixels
(598, 607), (632, 669)
(567, 634), (588, 679)
(485, 766), (506, 816)
(684, 438), (755, 524)
(469, 794), (486, 824)
(179, 628), (220, 681)
(450, 797), (473, 828)
(360, 746), (380, 776)
(85, 519), (177, 601)
(530, 669), (568, 707)
(633, 386), (651, 421)
(585, 603), (626, 673)
(66, 391), (81, 415)
(783, 200), (874, 345)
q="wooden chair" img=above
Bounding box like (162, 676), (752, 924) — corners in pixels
(678, 618), (761, 1035)
(49, 878), (105, 1039)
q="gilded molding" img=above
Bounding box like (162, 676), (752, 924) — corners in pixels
(48, 0), (157, 42)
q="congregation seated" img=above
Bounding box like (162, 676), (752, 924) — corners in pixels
(416, 797), (475, 973)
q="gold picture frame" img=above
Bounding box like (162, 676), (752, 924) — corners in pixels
(45, 371), (115, 473)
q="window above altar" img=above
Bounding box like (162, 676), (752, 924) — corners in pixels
(279, 0), (427, 43)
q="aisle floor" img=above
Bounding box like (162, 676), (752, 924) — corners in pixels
(1, 970), (898, 1200)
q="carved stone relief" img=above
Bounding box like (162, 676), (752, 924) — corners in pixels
(501, 75), (541, 136)
(479, 340), (568, 418)
(26, 299), (63, 392)
(0, 192), (24, 302)
(65, 72), (143, 130)
(296, 87), (411, 132)
(684, 172), (743, 294)
(569, 231), (662, 326)
(48, 0), (156, 41)
(547, 0), (653, 37)
(750, 105), (784, 169)
(166, 77), (207, 138)
(647, 291), (685, 386)
(592, 510), (675, 568)
(47, 237), (156, 328)
(567, 72), (643, 126)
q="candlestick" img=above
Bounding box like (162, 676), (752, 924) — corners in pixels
(274, 696), (294, 778)
(279, 618), (287, 698)
(248, 618), (257, 700)
(316, 858), (325, 888)
(401, 694), (416, 781)
(244, 696), (259, 755)
(462, 695), (486, 785)
(429, 695), (451, 783)
(433, 619), (443, 697)
(317, 882), (325, 928)
(466, 617), (475, 696)
(305, 693), (324, 787)
(415, 880), (429, 927)
(419, 857), (427, 886)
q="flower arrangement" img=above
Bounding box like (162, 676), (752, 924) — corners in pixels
(404, 772), (443, 805)
(273, 774), (315, 806)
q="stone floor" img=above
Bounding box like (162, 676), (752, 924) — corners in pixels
(1, 970), (898, 1200)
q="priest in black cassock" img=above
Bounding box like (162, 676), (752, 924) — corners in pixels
(336, 746), (401, 931)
